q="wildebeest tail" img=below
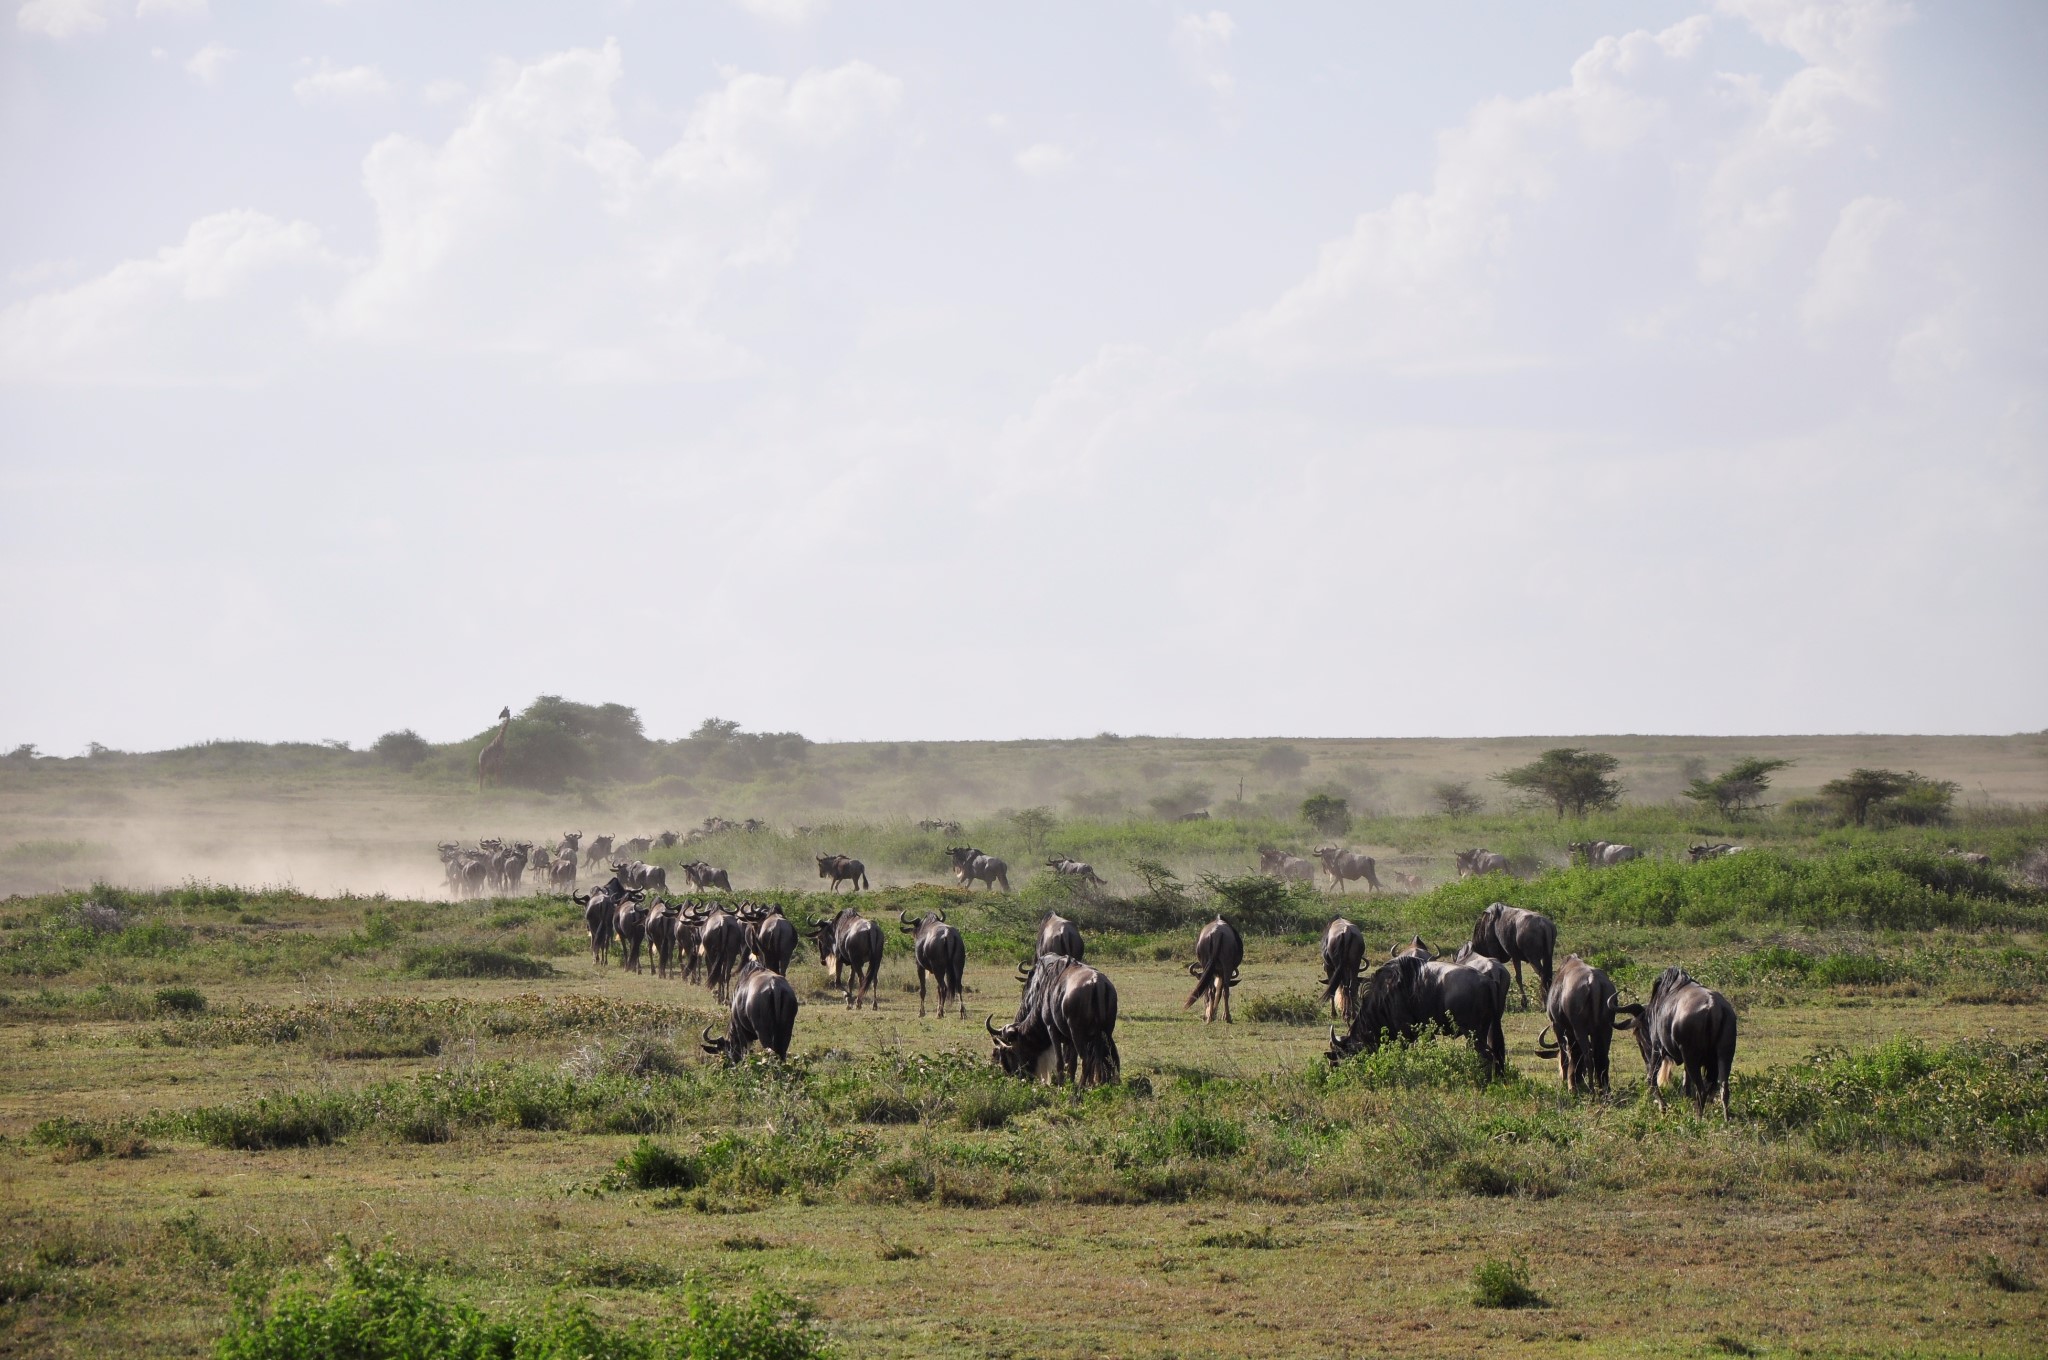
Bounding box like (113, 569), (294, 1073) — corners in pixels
(1184, 958), (1225, 1010)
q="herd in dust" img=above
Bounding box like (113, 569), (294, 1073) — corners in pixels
(428, 823), (1744, 1115)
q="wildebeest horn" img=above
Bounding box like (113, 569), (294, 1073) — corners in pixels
(700, 1024), (722, 1054)
(1186, 961), (1203, 977)
(934, 907), (945, 923)
(1534, 1026), (1560, 1056)
(986, 1014), (1001, 1036)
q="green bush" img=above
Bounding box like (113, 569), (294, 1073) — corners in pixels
(1242, 992), (1323, 1025)
(154, 986), (207, 1014)
(1471, 1254), (1543, 1309)
(613, 1138), (701, 1190)
(401, 946), (553, 980)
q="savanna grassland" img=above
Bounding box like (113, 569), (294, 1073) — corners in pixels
(3, 726), (2047, 1356)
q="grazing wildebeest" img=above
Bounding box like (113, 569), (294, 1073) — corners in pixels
(1319, 918), (1365, 1019)
(696, 904), (746, 1002)
(613, 860), (667, 895)
(683, 861), (733, 892)
(1313, 845), (1381, 893)
(1536, 954), (1619, 1094)
(1455, 848), (1512, 878)
(616, 835), (654, 859)
(990, 955), (1120, 1087)
(581, 833), (616, 869)
(1175, 810), (1211, 822)
(1614, 966), (1737, 1115)
(1046, 855), (1107, 887)
(1390, 870), (1424, 892)
(808, 908), (884, 1009)
(1468, 902), (1556, 1010)
(1258, 848), (1316, 883)
(917, 818), (964, 834)
(816, 854), (869, 893)
(1391, 934), (1434, 961)
(615, 896), (649, 973)
(1184, 915), (1244, 1024)
(949, 846), (1010, 893)
(1036, 911), (1084, 962)
(701, 961), (799, 1063)
(1327, 952), (1506, 1075)
(900, 909), (967, 1018)
(646, 901), (682, 978)
(741, 904), (797, 975)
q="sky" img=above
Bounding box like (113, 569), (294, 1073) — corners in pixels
(1, 0), (2043, 752)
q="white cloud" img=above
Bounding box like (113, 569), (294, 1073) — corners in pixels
(293, 64), (394, 104)
(136, 0), (207, 19)
(735, 0), (825, 25)
(1171, 10), (1236, 99)
(184, 40), (233, 86)
(1013, 142), (1071, 177)
(1800, 194), (1902, 334)
(17, 0), (108, 39)
(421, 78), (467, 105)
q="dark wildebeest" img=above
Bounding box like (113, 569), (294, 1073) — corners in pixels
(1046, 855), (1107, 888)
(581, 833), (616, 869)
(701, 960), (799, 1063)
(1184, 915), (1244, 1024)
(1313, 845), (1381, 893)
(616, 835), (654, 859)
(549, 852), (577, 892)
(1614, 966), (1737, 1115)
(576, 878), (636, 966)
(557, 831), (583, 860)
(1687, 843), (1743, 863)
(615, 895), (649, 973)
(654, 830), (681, 850)
(1036, 911), (1084, 962)
(808, 908), (884, 1009)
(917, 818), (964, 834)
(1319, 917), (1365, 1019)
(683, 861), (733, 892)
(1258, 848), (1316, 883)
(816, 854), (869, 892)
(696, 903), (746, 1002)
(1455, 848), (1511, 879)
(1175, 810), (1210, 822)
(613, 860), (667, 895)
(1944, 849), (1991, 867)
(1468, 901), (1556, 1011)
(949, 846), (1010, 893)
(1536, 953), (1619, 1094)
(646, 900), (682, 978)
(741, 904), (798, 975)
(499, 842), (533, 893)
(990, 955), (1120, 1087)
(1327, 952), (1506, 1075)
(900, 909), (967, 1018)
(1391, 934), (1434, 961)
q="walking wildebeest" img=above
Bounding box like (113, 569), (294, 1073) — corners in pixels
(549, 852), (577, 892)
(1569, 840), (1641, 868)
(615, 896), (649, 973)
(1313, 845), (1381, 893)
(1185, 915), (1244, 1024)
(808, 907), (884, 1009)
(1390, 870), (1423, 892)
(654, 830), (681, 850)
(1468, 901), (1556, 1010)
(613, 860), (667, 894)
(616, 835), (654, 859)
(696, 903), (747, 1002)
(741, 904), (798, 975)
(1455, 848), (1512, 878)
(1046, 855), (1106, 887)
(701, 961), (799, 1063)
(1036, 911), (1084, 962)
(1319, 918), (1365, 1019)
(816, 854), (869, 892)
(556, 831), (583, 860)
(900, 909), (967, 1018)
(1943, 849), (1991, 867)
(1536, 953), (1619, 1094)
(646, 900), (682, 978)
(581, 833), (615, 869)
(683, 861), (732, 892)
(1615, 967), (1738, 1115)
(575, 878), (638, 966)
(949, 846), (1010, 893)
(1258, 848), (1317, 883)
(1327, 952), (1506, 1075)
(990, 955), (1120, 1087)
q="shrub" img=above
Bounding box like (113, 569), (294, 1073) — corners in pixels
(1471, 1254), (1543, 1309)
(1300, 793), (1351, 837)
(154, 986), (207, 1014)
(370, 729), (432, 771)
(1242, 992), (1323, 1025)
(400, 946), (553, 980)
(612, 1138), (701, 1191)
(1197, 872), (1321, 935)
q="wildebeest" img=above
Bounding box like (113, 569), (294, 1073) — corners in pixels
(696, 903), (747, 1002)
(1614, 966), (1737, 1115)
(1391, 934), (1434, 961)
(900, 909), (967, 1018)
(575, 878), (638, 966)
(654, 830), (681, 850)
(808, 908), (884, 1009)
(701, 961), (799, 1063)
(646, 900), (682, 978)
(1327, 952), (1506, 1075)
(557, 831), (583, 860)
(917, 818), (964, 834)
(1184, 915), (1244, 1024)
(581, 833), (616, 869)
(949, 846), (1010, 893)
(1569, 840), (1642, 868)
(1943, 849), (1991, 867)
(740, 904), (797, 975)
(1036, 911), (1084, 962)
(989, 955), (1120, 1086)
(1313, 845), (1381, 893)
(1046, 855), (1107, 887)
(1686, 843), (1743, 863)
(615, 896), (649, 973)
(1258, 848), (1316, 883)
(816, 854), (869, 892)
(682, 861), (732, 892)
(613, 860), (667, 895)
(1535, 954), (1619, 1093)
(1319, 917), (1365, 1019)
(1468, 902), (1556, 1010)
(548, 852), (577, 892)
(1389, 870), (1424, 892)
(1455, 848), (1512, 878)
(616, 835), (654, 859)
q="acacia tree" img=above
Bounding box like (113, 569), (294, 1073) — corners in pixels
(1300, 792), (1352, 837)
(1493, 748), (1622, 819)
(1820, 768), (1957, 826)
(1683, 757), (1792, 817)
(1430, 780), (1484, 818)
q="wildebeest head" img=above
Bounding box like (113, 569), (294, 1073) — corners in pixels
(1392, 934), (1433, 961)
(1327, 954), (1430, 1063)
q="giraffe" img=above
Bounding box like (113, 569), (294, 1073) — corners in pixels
(477, 707), (511, 792)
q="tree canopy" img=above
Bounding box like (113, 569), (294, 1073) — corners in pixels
(1684, 756), (1792, 816)
(1820, 768), (1958, 826)
(1493, 748), (1623, 819)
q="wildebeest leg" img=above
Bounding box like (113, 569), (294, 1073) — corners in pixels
(917, 965), (928, 1018)
(1512, 960), (1528, 1011)
(1223, 982), (1233, 1025)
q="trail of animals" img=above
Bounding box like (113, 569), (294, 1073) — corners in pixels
(432, 826), (1741, 1114)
